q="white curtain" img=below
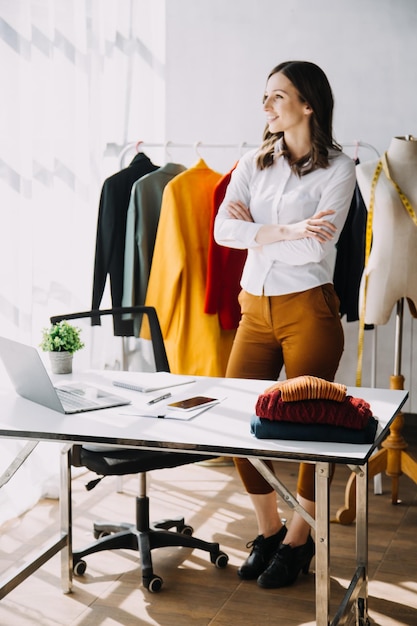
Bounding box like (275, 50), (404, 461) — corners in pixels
(0, 0), (165, 525)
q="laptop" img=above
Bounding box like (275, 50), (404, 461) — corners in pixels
(0, 336), (131, 414)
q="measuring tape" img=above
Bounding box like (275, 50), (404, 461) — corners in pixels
(380, 152), (417, 225)
(356, 153), (417, 385)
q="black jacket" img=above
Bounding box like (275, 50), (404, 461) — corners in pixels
(333, 179), (367, 322)
(91, 152), (159, 335)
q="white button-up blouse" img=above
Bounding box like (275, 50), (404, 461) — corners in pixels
(214, 141), (356, 297)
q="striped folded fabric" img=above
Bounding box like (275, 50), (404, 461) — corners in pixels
(264, 375), (347, 403)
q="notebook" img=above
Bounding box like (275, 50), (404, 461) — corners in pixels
(112, 371), (195, 393)
(0, 336), (131, 414)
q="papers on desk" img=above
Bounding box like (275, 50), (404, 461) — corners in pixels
(112, 372), (225, 420)
(120, 397), (223, 421)
(112, 372), (195, 393)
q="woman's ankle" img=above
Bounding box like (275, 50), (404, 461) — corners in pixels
(282, 529), (310, 548)
(261, 522), (285, 539)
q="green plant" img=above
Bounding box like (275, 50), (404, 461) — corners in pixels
(40, 320), (85, 354)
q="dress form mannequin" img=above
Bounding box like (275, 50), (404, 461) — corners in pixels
(356, 135), (417, 325)
(336, 136), (417, 521)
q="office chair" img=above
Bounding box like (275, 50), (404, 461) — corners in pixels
(50, 306), (228, 592)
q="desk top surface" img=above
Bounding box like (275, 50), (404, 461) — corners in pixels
(0, 372), (408, 465)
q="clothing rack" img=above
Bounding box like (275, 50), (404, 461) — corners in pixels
(113, 141), (259, 169)
(105, 139), (381, 169)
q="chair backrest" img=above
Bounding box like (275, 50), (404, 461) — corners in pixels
(50, 306), (170, 470)
(49, 306), (170, 373)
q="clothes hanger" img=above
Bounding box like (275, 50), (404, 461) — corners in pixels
(164, 141), (173, 161)
(353, 139), (360, 161)
(239, 141), (250, 157)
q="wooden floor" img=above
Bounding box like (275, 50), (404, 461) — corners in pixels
(0, 419), (416, 626)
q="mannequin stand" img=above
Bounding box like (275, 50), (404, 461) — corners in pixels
(336, 299), (417, 524)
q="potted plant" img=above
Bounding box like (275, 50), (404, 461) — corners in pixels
(40, 320), (85, 374)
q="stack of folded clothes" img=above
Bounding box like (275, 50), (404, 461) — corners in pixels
(251, 375), (379, 443)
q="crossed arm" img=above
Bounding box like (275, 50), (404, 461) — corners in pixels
(224, 200), (336, 246)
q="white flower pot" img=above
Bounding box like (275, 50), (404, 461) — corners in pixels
(49, 351), (73, 374)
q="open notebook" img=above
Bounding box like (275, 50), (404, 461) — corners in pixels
(112, 371), (195, 393)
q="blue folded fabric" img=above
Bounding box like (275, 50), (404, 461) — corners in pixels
(250, 414), (378, 444)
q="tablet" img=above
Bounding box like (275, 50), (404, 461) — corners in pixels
(167, 396), (219, 412)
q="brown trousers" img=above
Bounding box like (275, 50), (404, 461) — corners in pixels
(227, 285), (343, 500)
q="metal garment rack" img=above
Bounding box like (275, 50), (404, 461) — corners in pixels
(114, 140), (259, 169)
(108, 139), (381, 169)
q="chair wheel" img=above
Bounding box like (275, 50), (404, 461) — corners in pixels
(146, 575), (163, 593)
(213, 551), (229, 568)
(73, 560), (87, 576)
(180, 525), (193, 536)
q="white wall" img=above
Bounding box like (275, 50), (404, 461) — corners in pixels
(162, 0), (417, 410)
(165, 0), (417, 154)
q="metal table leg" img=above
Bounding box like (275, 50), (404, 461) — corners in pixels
(315, 461), (331, 626)
(60, 445), (73, 594)
(331, 463), (370, 626)
(0, 444), (72, 599)
(355, 463), (369, 625)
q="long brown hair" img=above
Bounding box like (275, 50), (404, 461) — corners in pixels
(257, 60), (341, 175)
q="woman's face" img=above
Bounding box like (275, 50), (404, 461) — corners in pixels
(263, 71), (311, 136)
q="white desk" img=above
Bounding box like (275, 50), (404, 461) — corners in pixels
(0, 372), (408, 626)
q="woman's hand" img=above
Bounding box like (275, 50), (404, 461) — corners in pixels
(287, 209), (337, 243)
(226, 200), (254, 222)
(255, 209), (337, 245)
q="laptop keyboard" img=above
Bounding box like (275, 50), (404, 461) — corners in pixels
(56, 388), (99, 410)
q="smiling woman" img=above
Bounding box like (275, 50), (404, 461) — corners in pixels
(214, 59), (356, 590)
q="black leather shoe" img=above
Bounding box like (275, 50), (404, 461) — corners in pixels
(237, 525), (287, 580)
(257, 534), (315, 589)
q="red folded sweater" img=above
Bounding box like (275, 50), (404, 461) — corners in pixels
(255, 390), (373, 430)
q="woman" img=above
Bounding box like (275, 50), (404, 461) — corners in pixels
(214, 60), (356, 589)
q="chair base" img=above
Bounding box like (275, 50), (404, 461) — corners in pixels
(72, 495), (229, 592)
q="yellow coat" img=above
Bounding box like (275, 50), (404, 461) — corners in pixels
(144, 159), (235, 376)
